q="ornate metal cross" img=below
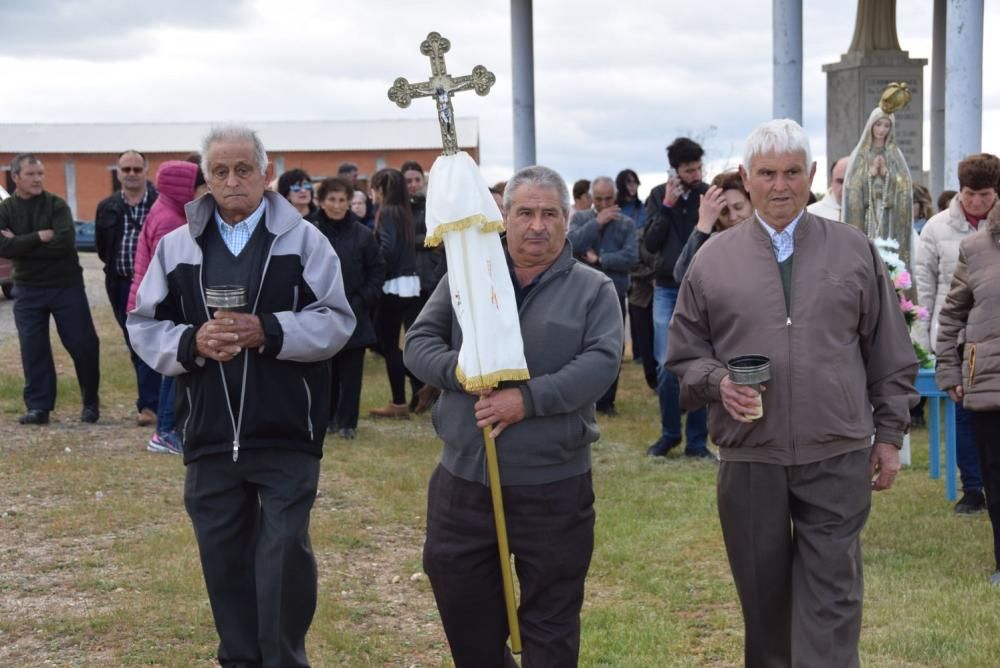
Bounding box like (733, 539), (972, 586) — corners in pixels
(387, 31), (496, 156)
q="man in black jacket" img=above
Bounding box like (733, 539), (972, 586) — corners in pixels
(643, 137), (712, 458)
(128, 127), (355, 668)
(95, 150), (160, 426)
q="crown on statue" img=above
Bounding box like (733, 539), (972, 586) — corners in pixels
(879, 82), (912, 115)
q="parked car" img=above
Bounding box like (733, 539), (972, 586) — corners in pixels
(0, 185), (12, 298)
(74, 220), (96, 252)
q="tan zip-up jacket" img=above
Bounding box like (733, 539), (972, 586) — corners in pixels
(666, 212), (918, 465)
(935, 206), (1000, 411)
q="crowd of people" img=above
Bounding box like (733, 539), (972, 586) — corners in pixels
(1, 119), (999, 667)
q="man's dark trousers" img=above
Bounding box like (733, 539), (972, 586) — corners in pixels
(184, 449), (321, 668)
(330, 346), (365, 430)
(595, 295), (627, 412)
(628, 300), (657, 389)
(423, 465), (595, 668)
(972, 410), (1000, 571)
(717, 448), (872, 668)
(110, 276), (160, 413)
(13, 283), (100, 412)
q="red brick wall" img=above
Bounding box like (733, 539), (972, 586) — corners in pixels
(1, 146), (480, 220)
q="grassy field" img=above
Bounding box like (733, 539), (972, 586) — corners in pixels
(0, 277), (998, 667)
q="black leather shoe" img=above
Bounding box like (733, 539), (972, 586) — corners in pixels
(955, 491), (987, 515)
(18, 409), (49, 425)
(646, 437), (680, 458)
(684, 449), (719, 462)
(597, 405), (618, 418)
(80, 405), (99, 423)
(339, 428), (357, 440)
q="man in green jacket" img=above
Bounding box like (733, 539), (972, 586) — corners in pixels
(0, 154), (101, 425)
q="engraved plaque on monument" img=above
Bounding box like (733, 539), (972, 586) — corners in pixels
(822, 0), (926, 180)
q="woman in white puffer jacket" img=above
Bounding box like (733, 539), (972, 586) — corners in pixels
(916, 154), (999, 352)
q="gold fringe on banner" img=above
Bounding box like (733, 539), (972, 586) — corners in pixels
(456, 365), (531, 392)
(424, 214), (505, 247)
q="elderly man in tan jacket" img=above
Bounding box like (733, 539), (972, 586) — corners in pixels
(666, 119), (918, 668)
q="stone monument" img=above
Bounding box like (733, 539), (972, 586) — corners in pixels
(823, 0), (927, 180)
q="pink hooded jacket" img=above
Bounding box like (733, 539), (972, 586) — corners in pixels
(128, 161), (199, 312)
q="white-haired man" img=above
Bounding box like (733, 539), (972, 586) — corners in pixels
(128, 126), (355, 668)
(666, 119), (917, 666)
(405, 165), (623, 667)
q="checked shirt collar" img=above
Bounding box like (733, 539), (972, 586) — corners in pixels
(755, 209), (804, 263)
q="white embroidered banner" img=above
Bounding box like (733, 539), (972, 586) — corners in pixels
(424, 152), (529, 391)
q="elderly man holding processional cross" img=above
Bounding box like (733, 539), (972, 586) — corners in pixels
(405, 165), (623, 666)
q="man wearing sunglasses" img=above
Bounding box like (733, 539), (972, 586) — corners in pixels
(96, 150), (161, 427)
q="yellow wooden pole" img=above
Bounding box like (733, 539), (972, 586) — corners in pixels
(483, 427), (522, 654)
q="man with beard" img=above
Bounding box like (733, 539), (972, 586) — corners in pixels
(644, 137), (712, 458)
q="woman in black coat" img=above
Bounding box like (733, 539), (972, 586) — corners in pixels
(311, 177), (385, 438)
(368, 168), (423, 418)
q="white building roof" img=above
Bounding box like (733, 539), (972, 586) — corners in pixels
(0, 118), (479, 154)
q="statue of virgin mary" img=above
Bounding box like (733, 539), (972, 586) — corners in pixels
(842, 84), (914, 269)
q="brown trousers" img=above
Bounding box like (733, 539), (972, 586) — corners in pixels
(717, 449), (872, 668)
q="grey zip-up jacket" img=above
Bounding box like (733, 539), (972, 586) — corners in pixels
(127, 191), (355, 463)
(404, 243), (623, 486)
(666, 213), (918, 465)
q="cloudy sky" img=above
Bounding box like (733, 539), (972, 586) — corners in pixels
(1, 1), (997, 194)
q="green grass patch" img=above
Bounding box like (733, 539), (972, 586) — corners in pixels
(1, 261), (998, 666)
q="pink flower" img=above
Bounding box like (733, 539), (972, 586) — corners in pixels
(916, 305), (930, 320)
(894, 270), (912, 290)
(899, 297), (915, 313)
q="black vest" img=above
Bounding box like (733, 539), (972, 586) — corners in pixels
(201, 215), (272, 418)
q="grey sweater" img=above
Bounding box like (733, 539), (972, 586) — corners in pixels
(404, 243), (624, 486)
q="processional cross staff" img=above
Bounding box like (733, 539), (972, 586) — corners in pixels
(388, 32), (524, 655)
(387, 31), (497, 156)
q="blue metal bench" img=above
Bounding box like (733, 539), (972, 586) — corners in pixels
(915, 368), (957, 501)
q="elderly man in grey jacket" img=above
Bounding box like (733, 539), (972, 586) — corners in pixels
(128, 126), (355, 668)
(405, 165), (623, 668)
(667, 119), (917, 668)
